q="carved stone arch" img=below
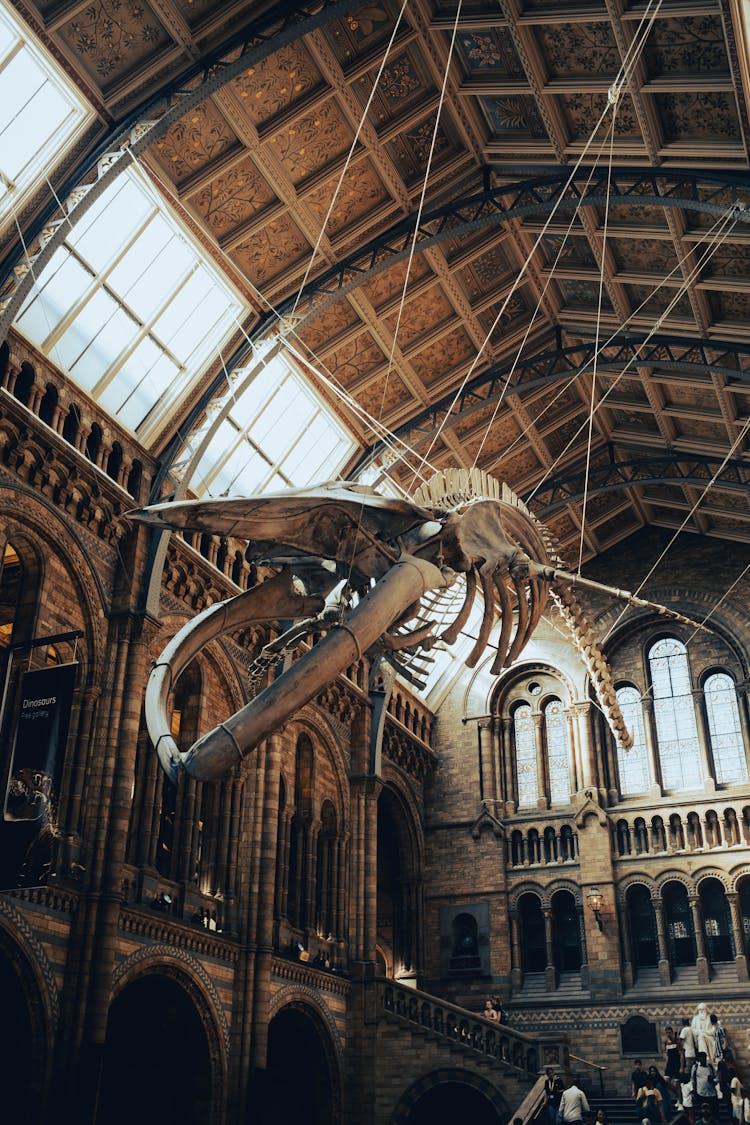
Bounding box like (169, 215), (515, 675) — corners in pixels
(655, 870), (695, 895)
(111, 944), (229, 1091)
(287, 707), (350, 826)
(491, 659), (577, 716)
(547, 880), (582, 906)
(266, 991), (344, 1124)
(0, 488), (107, 677)
(693, 867), (732, 892)
(509, 884), (545, 911)
(380, 764), (425, 876)
(617, 874), (658, 904)
(392, 1065), (510, 1123)
(0, 896), (60, 1029)
(729, 863), (750, 893)
(598, 594), (749, 679)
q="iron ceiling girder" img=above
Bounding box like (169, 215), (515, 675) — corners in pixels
(529, 450), (750, 516)
(267, 166), (750, 323)
(351, 330), (750, 477)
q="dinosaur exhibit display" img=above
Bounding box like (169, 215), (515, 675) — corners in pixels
(128, 469), (705, 784)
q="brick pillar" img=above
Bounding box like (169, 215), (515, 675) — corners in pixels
(727, 891), (749, 982)
(653, 895), (672, 985)
(544, 909), (557, 990)
(689, 895), (710, 984)
(619, 894), (634, 989)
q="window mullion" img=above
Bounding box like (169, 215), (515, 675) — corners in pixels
(92, 259), (198, 397)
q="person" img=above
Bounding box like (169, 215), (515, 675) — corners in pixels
(681, 1019), (698, 1073)
(649, 1066), (673, 1112)
(595, 1110), (608, 1125)
(729, 1072), (742, 1124)
(666, 1027), (682, 1079)
(679, 1069), (695, 1125)
(558, 1079), (590, 1125)
(692, 1051), (719, 1122)
(742, 1086), (750, 1125)
(709, 1013), (726, 1065)
(483, 998), (499, 1021)
(544, 1067), (564, 1125)
(637, 1076), (667, 1125)
(632, 1060), (649, 1099)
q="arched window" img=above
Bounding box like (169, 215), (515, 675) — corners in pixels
(544, 699), (571, 805)
(518, 894), (545, 973)
(615, 685), (651, 795)
(627, 885), (658, 969)
(648, 638), (702, 791)
(552, 890), (582, 973)
(514, 704), (538, 808)
(704, 673), (747, 785)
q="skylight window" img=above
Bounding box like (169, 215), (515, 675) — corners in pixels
(189, 348), (356, 496)
(0, 1), (93, 231)
(15, 164), (246, 435)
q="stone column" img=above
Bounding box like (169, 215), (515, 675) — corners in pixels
(642, 698), (663, 794)
(544, 909), (557, 991)
(690, 895), (710, 984)
(653, 896), (671, 985)
(577, 902), (590, 989)
(534, 714), (549, 809)
(692, 690), (716, 792)
(619, 897), (634, 989)
(509, 910), (522, 991)
(727, 892), (749, 982)
(735, 683), (750, 779)
(574, 702), (596, 791)
(501, 716), (516, 815)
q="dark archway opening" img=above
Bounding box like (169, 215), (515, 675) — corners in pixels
(627, 885), (659, 968)
(97, 974), (212, 1125)
(699, 877), (734, 963)
(0, 945), (42, 1123)
(519, 893), (546, 973)
(255, 1005), (336, 1125)
(406, 1082), (501, 1124)
(663, 882), (696, 968)
(552, 890), (582, 972)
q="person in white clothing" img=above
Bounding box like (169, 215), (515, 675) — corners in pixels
(730, 1074), (742, 1123)
(558, 1081), (590, 1125)
(681, 1018), (697, 1070)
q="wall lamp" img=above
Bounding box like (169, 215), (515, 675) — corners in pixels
(587, 886), (604, 931)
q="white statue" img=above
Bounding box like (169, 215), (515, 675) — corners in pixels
(692, 1002), (715, 1063)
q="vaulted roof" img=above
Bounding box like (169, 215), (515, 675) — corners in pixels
(2, 0), (749, 561)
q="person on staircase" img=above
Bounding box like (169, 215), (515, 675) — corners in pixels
(544, 1067), (565, 1125)
(665, 1028), (682, 1080)
(558, 1078), (590, 1125)
(691, 1051), (719, 1123)
(637, 1076), (667, 1125)
(632, 1061), (649, 1100)
(681, 1020), (698, 1075)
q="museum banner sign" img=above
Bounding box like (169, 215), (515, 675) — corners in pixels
(1, 662), (77, 886)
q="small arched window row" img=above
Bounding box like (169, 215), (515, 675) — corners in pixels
(612, 637), (748, 797)
(508, 823), (578, 867)
(514, 888), (585, 988)
(614, 805), (749, 857)
(622, 876), (750, 980)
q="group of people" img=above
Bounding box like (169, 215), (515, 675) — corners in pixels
(539, 1005), (746, 1125)
(632, 1006), (746, 1125)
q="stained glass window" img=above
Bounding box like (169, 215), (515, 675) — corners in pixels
(616, 685), (651, 796)
(704, 673), (747, 784)
(544, 699), (571, 805)
(514, 703), (538, 808)
(648, 637), (702, 791)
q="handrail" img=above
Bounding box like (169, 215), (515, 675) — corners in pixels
(570, 1053), (607, 1097)
(378, 978), (542, 1074)
(513, 1075), (549, 1125)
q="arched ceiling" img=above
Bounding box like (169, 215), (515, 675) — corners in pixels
(2, 0), (750, 562)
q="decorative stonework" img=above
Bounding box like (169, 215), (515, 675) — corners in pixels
(59, 0), (170, 84)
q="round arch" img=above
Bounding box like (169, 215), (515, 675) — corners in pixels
(258, 997), (342, 1125)
(391, 1066), (510, 1124)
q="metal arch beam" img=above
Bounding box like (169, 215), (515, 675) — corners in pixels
(350, 330), (750, 478)
(0, 0), (363, 337)
(265, 166), (750, 327)
(528, 448), (750, 516)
